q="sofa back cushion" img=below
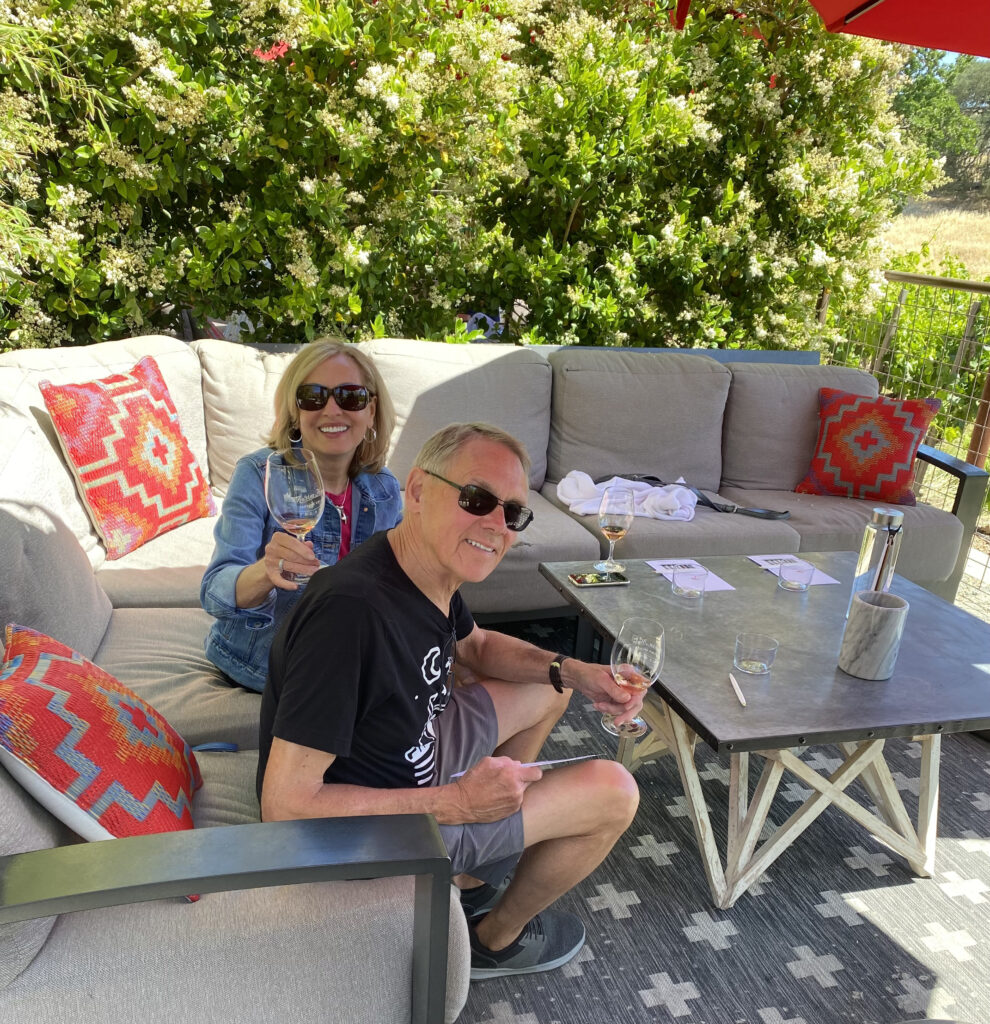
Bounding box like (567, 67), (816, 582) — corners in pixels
(195, 339), (554, 492)
(0, 337), (209, 568)
(0, 762), (68, 989)
(192, 339), (300, 496)
(0, 497), (111, 662)
(361, 339), (553, 489)
(547, 349), (730, 491)
(720, 362), (879, 491)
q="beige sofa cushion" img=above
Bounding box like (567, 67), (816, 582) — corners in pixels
(720, 362), (879, 492)
(540, 483), (802, 561)
(0, 764), (70, 989)
(192, 339), (299, 495)
(3, 874), (469, 1024)
(92, 607), (262, 750)
(0, 337), (209, 569)
(0, 498), (112, 662)
(192, 750), (261, 828)
(719, 486), (962, 584)
(547, 349), (730, 492)
(362, 338), (553, 489)
(96, 514), (218, 608)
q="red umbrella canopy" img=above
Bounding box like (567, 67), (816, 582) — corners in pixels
(806, 0), (990, 58)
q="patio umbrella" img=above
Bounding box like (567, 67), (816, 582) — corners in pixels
(805, 0), (990, 58)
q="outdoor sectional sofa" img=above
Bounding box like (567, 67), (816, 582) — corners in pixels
(1, 334), (987, 1023)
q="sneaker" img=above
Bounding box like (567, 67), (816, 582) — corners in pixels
(458, 874), (511, 920)
(469, 910), (586, 979)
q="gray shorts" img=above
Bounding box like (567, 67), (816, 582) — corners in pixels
(434, 683), (525, 884)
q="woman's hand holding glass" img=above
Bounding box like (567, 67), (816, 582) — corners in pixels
(265, 448), (325, 586)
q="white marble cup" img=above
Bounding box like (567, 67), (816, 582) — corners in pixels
(778, 559), (815, 592)
(672, 565), (708, 599)
(838, 590), (909, 680)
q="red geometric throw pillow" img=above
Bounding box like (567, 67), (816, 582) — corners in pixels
(795, 388), (940, 506)
(39, 356), (215, 559)
(0, 624), (202, 840)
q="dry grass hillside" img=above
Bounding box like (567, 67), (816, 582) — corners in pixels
(884, 193), (990, 280)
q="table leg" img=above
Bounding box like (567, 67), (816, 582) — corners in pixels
(666, 709), (727, 906)
(917, 733), (941, 875)
(726, 752), (749, 871)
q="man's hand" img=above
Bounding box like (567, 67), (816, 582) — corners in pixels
(449, 756), (543, 823)
(565, 661), (647, 728)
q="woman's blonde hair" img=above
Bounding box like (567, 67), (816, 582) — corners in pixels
(265, 339), (396, 476)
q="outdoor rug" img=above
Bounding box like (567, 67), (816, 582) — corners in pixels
(457, 616), (990, 1024)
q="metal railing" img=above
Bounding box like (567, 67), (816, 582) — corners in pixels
(822, 270), (990, 608)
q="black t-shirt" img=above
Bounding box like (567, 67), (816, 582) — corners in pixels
(257, 531), (475, 799)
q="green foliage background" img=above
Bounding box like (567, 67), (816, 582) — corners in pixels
(0, 0), (941, 349)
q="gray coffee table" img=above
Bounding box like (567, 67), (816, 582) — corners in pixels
(539, 552), (990, 908)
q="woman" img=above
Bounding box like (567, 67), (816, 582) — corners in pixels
(200, 339), (401, 691)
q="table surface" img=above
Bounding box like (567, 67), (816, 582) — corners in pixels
(539, 552), (990, 753)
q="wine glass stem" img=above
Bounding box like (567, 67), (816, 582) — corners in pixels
(606, 539), (616, 565)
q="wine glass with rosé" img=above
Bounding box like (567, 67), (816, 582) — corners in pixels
(594, 486), (634, 574)
(265, 448), (325, 584)
(600, 616), (664, 738)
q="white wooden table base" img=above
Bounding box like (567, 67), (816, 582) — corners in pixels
(620, 694), (941, 909)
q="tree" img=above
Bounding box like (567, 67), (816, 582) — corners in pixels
(950, 58), (990, 188)
(893, 50), (979, 177)
(0, 0), (941, 350)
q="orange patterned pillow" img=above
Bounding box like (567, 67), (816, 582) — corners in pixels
(0, 624), (202, 840)
(796, 388), (940, 506)
(40, 356), (215, 558)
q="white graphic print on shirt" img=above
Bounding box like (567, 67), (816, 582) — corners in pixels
(404, 642), (453, 785)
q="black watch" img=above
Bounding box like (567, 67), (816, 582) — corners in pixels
(548, 654), (570, 693)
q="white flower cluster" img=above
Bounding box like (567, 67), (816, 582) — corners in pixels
(101, 233), (166, 294)
(283, 228), (320, 288)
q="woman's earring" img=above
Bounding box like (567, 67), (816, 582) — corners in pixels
(364, 426), (378, 444)
(288, 425), (302, 443)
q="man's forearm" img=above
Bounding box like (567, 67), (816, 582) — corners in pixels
(461, 627), (565, 687)
(263, 778), (470, 825)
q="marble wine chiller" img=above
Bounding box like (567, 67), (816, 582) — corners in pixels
(838, 590), (909, 681)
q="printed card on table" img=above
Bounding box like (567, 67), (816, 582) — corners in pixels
(748, 554), (840, 586)
(646, 558), (735, 591)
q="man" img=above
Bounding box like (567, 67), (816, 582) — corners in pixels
(259, 422), (641, 979)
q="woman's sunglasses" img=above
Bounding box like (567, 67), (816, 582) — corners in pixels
(425, 470), (534, 532)
(296, 383), (374, 412)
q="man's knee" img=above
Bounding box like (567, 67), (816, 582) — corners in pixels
(583, 759), (639, 830)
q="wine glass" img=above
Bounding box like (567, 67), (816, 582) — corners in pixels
(594, 486), (635, 573)
(265, 448), (325, 584)
(600, 616), (664, 738)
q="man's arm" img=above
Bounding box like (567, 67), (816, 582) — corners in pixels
(261, 736), (541, 825)
(455, 625), (645, 723)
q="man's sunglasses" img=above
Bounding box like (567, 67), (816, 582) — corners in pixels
(296, 383), (374, 412)
(425, 471), (534, 532)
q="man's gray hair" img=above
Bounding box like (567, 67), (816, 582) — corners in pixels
(415, 422), (531, 479)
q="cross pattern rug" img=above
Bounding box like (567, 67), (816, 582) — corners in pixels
(459, 618), (990, 1024)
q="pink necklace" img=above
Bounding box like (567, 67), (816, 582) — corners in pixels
(326, 479), (352, 524)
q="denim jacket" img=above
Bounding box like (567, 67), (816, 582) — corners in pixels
(200, 447), (403, 692)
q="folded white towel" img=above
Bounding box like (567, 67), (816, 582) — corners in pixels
(556, 471), (696, 522)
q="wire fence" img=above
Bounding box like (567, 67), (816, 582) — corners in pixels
(822, 270), (990, 603)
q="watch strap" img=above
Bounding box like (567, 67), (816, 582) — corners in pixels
(548, 654), (570, 693)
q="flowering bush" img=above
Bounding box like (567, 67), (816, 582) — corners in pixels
(0, 0), (941, 349)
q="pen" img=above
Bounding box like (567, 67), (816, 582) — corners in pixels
(450, 754), (597, 779)
(728, 672), (747, 707)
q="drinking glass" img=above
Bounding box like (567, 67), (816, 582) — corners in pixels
(265, 448), (325, 584)
(601, 616), (665, 738)
(594, 487), (635, 573)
